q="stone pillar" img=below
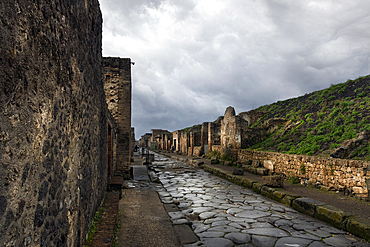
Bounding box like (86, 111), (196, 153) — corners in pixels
(103, 57), (132, 177)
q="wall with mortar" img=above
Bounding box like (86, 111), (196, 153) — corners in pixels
(235, 149), (370, 195)
(0, 1), (106, 246)
(102, 57), (132, 178)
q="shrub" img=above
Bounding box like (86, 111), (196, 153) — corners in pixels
(288, 176), (300, 184)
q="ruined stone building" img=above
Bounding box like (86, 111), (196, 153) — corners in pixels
(0, 1), (132, 246)
(103, 57), (132, 178)
(150, 129), (172, 150)
(143, 107), (256, 156)
(139, 133), (152, 148)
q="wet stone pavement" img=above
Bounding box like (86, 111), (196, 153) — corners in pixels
(145, 152), (370, 247)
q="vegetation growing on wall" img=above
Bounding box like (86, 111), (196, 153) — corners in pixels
(247, 75), (370, 160)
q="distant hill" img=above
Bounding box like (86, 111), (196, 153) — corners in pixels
(246, 74), (370, 160)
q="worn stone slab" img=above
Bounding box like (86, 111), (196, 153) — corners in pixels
(323, 235), (359, 247)
(199, 212), (217, 220)
(207, 226), (239, 233)
(235, 210), (271, 219)
(251, 235), (277, 247)
(201, 238), (234, 247)
(263, 175), (283, 187)
(292, 197), (326, 216)
(173, 225), (199, 245)
(346, 216), (370, 242)
(274, 237), (313, 247)
(307, 241), (330, 247)
(197, 232), (224, 238)
(252, 182), (263, 193)
(243, 228), (290, 237)
(224, 232), (251, 244)
(192, 207), (214, 214)
(315, 204), (352, 230)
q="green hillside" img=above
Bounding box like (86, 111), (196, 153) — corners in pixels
(247, 75), (370, 160)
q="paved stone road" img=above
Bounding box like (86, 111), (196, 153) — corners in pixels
(149, 152), (370, 247)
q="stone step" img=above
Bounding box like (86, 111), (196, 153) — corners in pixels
(130, 165), (149, 181)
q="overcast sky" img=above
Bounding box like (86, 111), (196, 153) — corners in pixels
(99, 0), (370, 138)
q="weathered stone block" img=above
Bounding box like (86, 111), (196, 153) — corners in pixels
(224, 161), (231, 166)
(281, 193), (300, 207)
(242, 178), (257, 189)
(257, 168), (269, 176)
(233, 169), (244, 175)
(263, 175), (283, 188)
(263, 160), (274, 171)
(252, 182), (263, 193)
(346, 216), (370, 242)
(292, 198), (326, 217)
(244, 166), (257, 174)
(252, 160), (261, 167)
(315, 204), (351, 230)
(260, 186), (276, 199)
(271, 189), (287, 203)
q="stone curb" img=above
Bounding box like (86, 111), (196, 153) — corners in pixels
(198, 163), (370, 242)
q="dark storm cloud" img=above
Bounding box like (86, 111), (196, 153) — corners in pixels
(100, 0), (370, 137)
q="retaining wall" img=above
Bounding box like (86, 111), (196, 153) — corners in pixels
(235, 149), (370, 194)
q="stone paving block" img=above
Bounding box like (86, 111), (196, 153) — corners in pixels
(308, 241), (330, 247)
(292, 197), (326, 217)
(346, 216), (370, 242)
(315, 204), (352, 230)
(274, 237), (313, 247)
(201, 238), (234, 247)
(243, 227), (290, 237)
(323, 235), (359, 247)
(174, 225), (199, 245)
(251, 235), (277, 247)
(224, 232), (251, 244)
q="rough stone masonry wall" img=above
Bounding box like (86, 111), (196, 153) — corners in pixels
(0, 1), (106, 246)
(103, 57), (132, 177)
(237, 149), (370, 193)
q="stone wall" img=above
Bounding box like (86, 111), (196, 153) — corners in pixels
(208, 122), (221, 153)
(0, 1), (106, 246)
(236, 149), (370, 195)
(221, 107), (249, 154)
(103, 57), (132, 177)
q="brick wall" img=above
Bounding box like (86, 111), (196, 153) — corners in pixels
(0, 1), (106, 246)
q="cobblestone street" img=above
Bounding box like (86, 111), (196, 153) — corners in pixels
(143, 152), (370, 247)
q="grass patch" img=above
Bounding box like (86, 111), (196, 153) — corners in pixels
(85, 200), (105, 246)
